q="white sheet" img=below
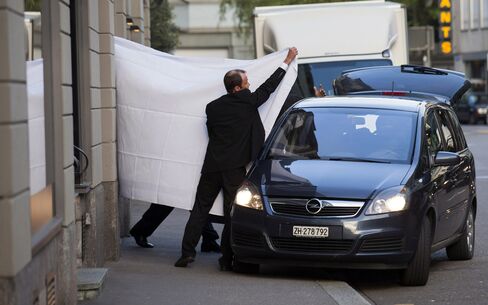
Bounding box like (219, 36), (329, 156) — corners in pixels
(114, 37), (297, 215)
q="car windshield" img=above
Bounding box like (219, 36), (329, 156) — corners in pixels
(294, 59), (392, 97)
(267, 107), (417, 164)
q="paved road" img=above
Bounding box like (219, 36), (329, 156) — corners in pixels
(83, 204), (369, 305)
(353, 124), (488, 305)
(85, 125), (488, 305)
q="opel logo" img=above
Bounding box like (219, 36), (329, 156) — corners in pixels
(305, 198), (323, 215)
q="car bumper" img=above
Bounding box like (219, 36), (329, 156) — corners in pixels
(230, 204), (420, 270)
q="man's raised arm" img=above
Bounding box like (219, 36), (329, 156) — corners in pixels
(250, 47), (298, 108)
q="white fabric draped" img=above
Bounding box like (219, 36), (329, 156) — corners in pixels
(115, 38), (298, 215)
(25, 39), (297, 216)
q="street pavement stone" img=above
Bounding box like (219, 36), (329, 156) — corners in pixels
(81, 202), (369, 305)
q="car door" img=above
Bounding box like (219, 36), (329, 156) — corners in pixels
(446, 109), (473, 233)
(434, 108), (469, 241)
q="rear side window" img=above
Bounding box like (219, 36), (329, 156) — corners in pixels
(437, 109), (458, 152)
(447, 110), (467, 150)
(425, 111), (443, 163)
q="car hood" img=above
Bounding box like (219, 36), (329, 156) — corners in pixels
(249, 159), (412, 200)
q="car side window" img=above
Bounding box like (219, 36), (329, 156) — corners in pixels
(425, 111), (443, 165)
(447, 110), (467, 150)
(437, 109), (457, 153)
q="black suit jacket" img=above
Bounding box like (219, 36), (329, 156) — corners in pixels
(201, 67), (287, 173)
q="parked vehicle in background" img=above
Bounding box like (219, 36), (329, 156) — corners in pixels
(454, 90), (488, 124)
(253, 0), (408, 97)
(231, 66), (475, 286)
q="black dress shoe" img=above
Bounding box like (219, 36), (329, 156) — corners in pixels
(174, 256), (195, 268)
(201, 240), (221, 253)
(131, 233), (154, 248)
(218, 257), (233, 272)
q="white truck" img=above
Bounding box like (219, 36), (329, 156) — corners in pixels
(254, 0), (408, 97)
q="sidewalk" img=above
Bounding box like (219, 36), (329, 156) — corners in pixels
(81, 201), (371, 305)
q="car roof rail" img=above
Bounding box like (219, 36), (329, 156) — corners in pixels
(346, 91), (448, 103)
(400, 65), (448, 76)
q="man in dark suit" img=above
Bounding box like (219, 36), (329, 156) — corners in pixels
(129, 204), (220, 251)
(174, 47), (298, 270)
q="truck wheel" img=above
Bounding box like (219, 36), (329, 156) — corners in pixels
(446, 206), (475, 260)
(233, 258), (260, 274)
(400, 216), (431, 286)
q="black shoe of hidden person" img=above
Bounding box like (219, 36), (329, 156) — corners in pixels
(174, 256), (195, 268)
(218, 257), (233, 272)
(201, 240), (221, 253)
(131, 233), (154, 248)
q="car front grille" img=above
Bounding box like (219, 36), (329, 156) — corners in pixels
(359, 237), (404, 253)
(271, 203), (360, 217)
(232, 230), (265, 248)
(271, 237), (353, 253)
(269, 198), (364, 218)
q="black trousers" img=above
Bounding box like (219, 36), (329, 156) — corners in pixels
(181, 167), (246, 261)
(130, 203), (219, 241)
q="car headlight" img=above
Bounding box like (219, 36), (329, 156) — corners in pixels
(365, 186), (407, 215)
(234, 180), (263, 210)
(477, 108), (487, 115)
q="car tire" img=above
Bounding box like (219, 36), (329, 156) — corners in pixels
(400, 216), (431, 286)
(233, 258), (260, 274)
(446, 206), (475, 260)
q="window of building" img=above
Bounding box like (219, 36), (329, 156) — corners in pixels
(482, 0), (488, 28)
(461, 0), (471, 30)
(25, 0), (56, 240)
(471, 0), (481, 29)
(467, 60), (487, 92)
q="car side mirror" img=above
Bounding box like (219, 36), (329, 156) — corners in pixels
(434, 151), (460, 166)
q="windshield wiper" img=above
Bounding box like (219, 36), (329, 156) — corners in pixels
(323, 157), (391, 164)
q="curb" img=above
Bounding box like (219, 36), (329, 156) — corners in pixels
(317, 281), (372, 305)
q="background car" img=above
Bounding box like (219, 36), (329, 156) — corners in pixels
(453, 90), (488, 124)
(231, 65), (476, 286)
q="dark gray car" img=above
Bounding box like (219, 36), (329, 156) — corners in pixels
(230, 66), (476, 286)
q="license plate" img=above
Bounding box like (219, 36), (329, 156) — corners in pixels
(292, 226), (329, 238)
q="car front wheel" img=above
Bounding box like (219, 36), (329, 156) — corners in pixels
(446, 206), (475, 260)
(400, 216), (432, 286)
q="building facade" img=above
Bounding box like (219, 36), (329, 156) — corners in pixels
(452, 0), (488, 92)
(170, 0), (254, 59)
(0, 1), (150, 304)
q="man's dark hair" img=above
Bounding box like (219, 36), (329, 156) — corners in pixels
(223, 69), (246, 93)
